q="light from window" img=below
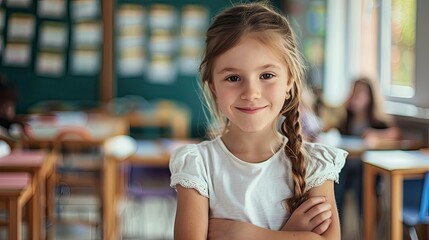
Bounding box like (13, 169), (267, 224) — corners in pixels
(382, 0), (416, 98)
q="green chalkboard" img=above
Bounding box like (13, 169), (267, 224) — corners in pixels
(0, 1), (102, 114)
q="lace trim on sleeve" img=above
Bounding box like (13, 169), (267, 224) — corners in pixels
(306, 171), (339, 190)
(171, 175), (209, 198)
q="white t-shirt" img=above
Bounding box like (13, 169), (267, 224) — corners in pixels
(169, 136), (347, 230)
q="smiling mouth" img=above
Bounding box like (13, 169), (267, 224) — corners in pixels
(235, 106), (267, 114)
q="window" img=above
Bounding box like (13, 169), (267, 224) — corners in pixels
(380, 0), (416, 98)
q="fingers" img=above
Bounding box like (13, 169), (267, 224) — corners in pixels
(312, 218), (332, 235)
(305, 201), (332, 220)
(297, 196), (327, 213)
(309, 208), (332, 229)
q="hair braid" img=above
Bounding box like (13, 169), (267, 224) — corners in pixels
(281, 92), (308, 213)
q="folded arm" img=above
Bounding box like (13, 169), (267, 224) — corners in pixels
(208, 180), (340, 240)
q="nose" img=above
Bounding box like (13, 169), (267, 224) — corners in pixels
(240, 79), (261, 101)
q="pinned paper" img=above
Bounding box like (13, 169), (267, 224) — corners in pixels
(6, 0), (31, 8)
(39, 22), (68, 49)
(36, 52), (65, 76)
(73, 21), (102, 47)
(8, 14), (35, 40)
(3, 43), (31, 66)
(70, 49), (100, 75)
(38, 0), (66, 18)
(71, 0), (99, 20)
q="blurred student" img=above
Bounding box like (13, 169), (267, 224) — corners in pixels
(338, 77), (400, 145)
(0, 76), (29, 140)
(334, 77), (400, 223)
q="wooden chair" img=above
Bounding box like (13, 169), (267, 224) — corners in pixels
(0, 173), (33, 240)
(52, 128), (103, 238)
(403, 172), (429, 240)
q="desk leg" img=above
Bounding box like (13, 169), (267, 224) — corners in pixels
(30, 174), (41, 240)
(364, 164), (376, 240)
(103, 156), (117, 240)
(8, 198), (20, 240)
(391, 173), (403, 240)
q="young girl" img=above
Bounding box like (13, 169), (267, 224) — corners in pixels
(170, 3), (347, 239)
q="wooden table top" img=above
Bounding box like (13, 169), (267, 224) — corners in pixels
(0, 173), (31, 190)
(363, 150), (429, 171)
(0, 150), (48, 169)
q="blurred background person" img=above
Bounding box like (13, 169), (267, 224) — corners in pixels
(0, 76), (29, 140)
(338, 77), (401, 146)
(333, 77), (401, 227)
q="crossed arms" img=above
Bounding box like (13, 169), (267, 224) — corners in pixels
(173, 180), (340, 240)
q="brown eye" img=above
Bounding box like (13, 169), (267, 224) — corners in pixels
(226, 75), (240, 82)
(260, 73), (274, 80)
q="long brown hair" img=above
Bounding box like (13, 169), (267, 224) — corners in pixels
(200, 2), (308, 213)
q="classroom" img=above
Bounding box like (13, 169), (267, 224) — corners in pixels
(0, 0), (428, 239)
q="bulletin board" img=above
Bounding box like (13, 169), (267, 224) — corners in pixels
(115, 0), (283, 137)
(0, 0), (103, 113)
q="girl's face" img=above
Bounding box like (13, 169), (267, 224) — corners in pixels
(210, 36), (291, 134)
(349, 82), (371, 114)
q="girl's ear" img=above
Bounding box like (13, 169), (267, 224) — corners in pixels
(209, 81), (217, 97)
(286, 74), (294, 92)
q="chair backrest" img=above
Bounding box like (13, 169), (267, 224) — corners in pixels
(405, 171), (429, 220)
(419, 172), (429, 219)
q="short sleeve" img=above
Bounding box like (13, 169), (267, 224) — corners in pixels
(304, 142), (348, 190)
(169, 144), (209, 198)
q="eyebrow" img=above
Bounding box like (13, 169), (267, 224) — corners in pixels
(216, 64), (281, 74)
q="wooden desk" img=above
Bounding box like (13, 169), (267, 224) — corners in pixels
(22, 113), (128, 239)
(104, 139), (195, 240)
(363, 150), (429, 240)
(24, 113), (128, 148)
(318, 134), (423, 158)
(0, 150), (57, 240)
(0, 173), (33, 240)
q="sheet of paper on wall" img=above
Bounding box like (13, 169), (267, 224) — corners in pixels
(149, 4), (176, 30)
(117, 26), (145, 50)
(117, 46), (145, 77)
(179, 49), (200, 76)
(117, 4), (145, 28)
(149, 30), (176, 54)
(38, 0), (66, 18)
(182, 5), (209, 31)
(181, 30), (204, 52)
(70, 49), (100, 75)
(7, 14), (35, 40)
(71, 0), (99, 21)
(146, 54), (176, 84)
(39, 22), (68, 49)
(6, 0), (31, 8)
(73, 22), (101, 47)
(3, 43), (31, 66)
(36, 52), (64, 77)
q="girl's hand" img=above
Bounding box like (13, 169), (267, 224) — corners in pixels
(208, 218), (252, 240)
(281, 196), (332, 235)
